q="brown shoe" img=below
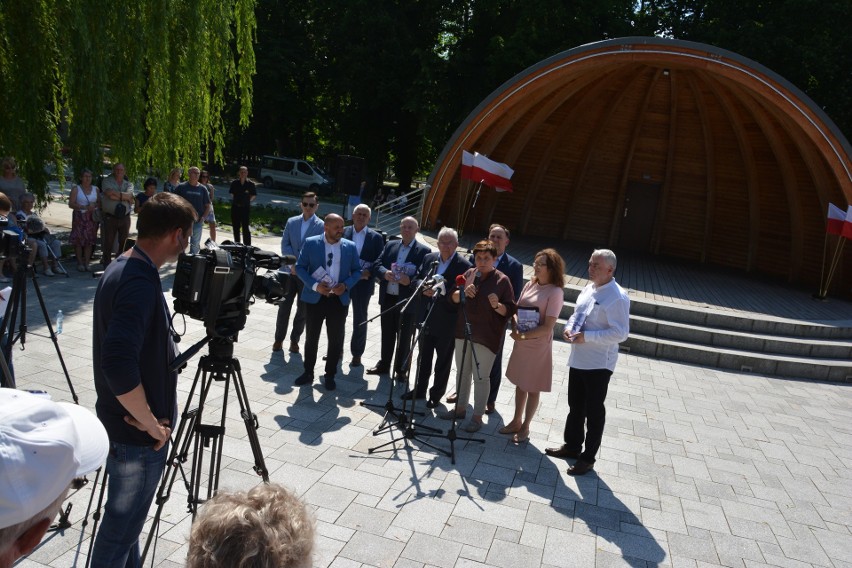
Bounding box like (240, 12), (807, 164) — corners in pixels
(545, 445), (580, 459)
(445, 393), (458, 403)
(484, 403), (495, 415)
(567, 460), (594, 476)
(272, 341), (283, 352)
(289, 341), (300, 354)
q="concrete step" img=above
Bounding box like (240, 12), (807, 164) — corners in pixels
(629, 314), (852, 359)
(561, 285), (852, 339)
(551, 321), (851, 382)
(622, 332), (852, 383)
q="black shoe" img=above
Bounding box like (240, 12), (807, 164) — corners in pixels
(324, 375), (336, 391)
(401, 391), (424, 401)
(567, 460), (594, 476)
(294, 372), (314, 386)
(425, 399), (440, 409)
(545, 445), (581, 459)
(393, 371), (408, 383)
(366, 365), (389, 375)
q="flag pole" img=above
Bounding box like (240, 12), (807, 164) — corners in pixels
(821, 238), (846, 298)
(817, 230), (829, 297)
(459, 182), (483, 247)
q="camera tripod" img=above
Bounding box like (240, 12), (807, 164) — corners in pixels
(0, 256), (77, 398)
(138, 335), (269, 564)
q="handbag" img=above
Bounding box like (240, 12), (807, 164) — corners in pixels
(101, 196), (129, 217)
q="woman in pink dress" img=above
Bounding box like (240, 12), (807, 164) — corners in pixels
(502, 248), (566, 443)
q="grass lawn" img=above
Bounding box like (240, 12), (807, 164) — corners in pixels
(212, 201), (299, 237)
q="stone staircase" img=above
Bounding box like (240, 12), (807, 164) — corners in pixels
(553, 286), (852, 383)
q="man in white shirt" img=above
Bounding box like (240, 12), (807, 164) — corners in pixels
(547, 249), (630, 476)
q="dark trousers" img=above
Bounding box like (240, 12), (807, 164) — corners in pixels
(102, 215), (130, 267)
(231, 206), (251, 245)
(275, 276), (305, 343)
(564, 367), (612, 463)
(413, 330), (455, 401)
(349, 287), (371, 358)
(379, 297), (415, 374)
(303, 296), (348, 377)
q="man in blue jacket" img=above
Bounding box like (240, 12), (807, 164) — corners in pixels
(273, 192), (324, 354)
(342, 204), (385, 367)
(294, 213), (363, 390)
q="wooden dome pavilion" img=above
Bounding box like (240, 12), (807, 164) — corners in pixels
(423, 37), (852, 293)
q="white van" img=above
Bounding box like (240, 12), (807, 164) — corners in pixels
(259, 156), (332, 194)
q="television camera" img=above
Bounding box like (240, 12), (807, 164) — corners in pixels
(172, 241), (295, 340)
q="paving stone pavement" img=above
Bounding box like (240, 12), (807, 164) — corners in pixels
(9, 205), (852, 568)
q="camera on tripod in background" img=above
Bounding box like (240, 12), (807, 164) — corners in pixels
(172, 241), (294, 340)
(0, 215), (27, 260)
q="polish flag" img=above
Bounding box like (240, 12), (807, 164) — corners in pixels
(471, 153), (514, 192)
(827, 203), (845, 235)
(843, 205), (852, 240)
(460, 150), (474, 181)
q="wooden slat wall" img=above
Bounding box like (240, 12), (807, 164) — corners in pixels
(658, 77), (707, 260)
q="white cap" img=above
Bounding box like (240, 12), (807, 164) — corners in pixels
(0, 389), (109, 528)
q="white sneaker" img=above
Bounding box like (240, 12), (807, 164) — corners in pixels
(44, 268), (55, 277)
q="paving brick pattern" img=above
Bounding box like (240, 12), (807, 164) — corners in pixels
(10, 203), (852, 567)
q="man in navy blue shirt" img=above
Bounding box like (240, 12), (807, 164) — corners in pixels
(91, 192), (196, 567)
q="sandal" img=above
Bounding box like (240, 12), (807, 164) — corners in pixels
(499, 424), (521, 435)
(512, 429), (530, 444)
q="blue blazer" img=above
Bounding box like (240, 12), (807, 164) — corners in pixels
(469, 251), (524, 301)
(376, 238), (430, 305)
(342, 225), (385, 299)
(296, 235), (363, 306)
(281, 214), (324, 258)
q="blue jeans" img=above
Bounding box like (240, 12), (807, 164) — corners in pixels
(190, 220), (203, 254)
(91, 442), (168, 568)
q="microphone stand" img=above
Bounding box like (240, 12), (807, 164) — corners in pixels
(359, 289), (425, 435)
(368, 277), (448, 457)
(442, 279), (486, 463)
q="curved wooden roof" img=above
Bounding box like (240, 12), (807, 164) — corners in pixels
(424, 37), (852, 290)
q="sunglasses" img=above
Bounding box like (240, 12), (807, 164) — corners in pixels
(302, 202), (317, 208)
(327, 252), (333, 267)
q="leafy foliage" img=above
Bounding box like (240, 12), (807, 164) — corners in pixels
(0, 0), (257, 197)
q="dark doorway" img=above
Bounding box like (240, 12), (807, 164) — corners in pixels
(617, 181), (661, 252)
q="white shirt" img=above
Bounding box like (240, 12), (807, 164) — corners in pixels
(323, 238), (342, 285)
(300, 214), (317, 242)
(387, 240), (414, 296)
(566, 278), (630, 371)
(351, 226), (367, 255)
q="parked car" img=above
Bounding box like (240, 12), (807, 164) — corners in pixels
(259, 155), (333, 195)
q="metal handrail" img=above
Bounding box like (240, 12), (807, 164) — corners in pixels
(371, 185), (425, 236)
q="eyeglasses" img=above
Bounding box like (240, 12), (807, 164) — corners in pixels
(302, 202), (317, 208)
(327, 252), (333, 267)
(533, 261), (548, 267)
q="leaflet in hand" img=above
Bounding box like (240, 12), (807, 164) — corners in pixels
(570, 298), (595, 334)
(516, 306), (540, 332)
(311, 266), (336, 287)
(391, 261), (417, 281)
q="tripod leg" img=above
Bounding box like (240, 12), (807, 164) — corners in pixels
(230, 360), (270, 481)
(84, 467), (109, 568)
(27, 269), (79, 403)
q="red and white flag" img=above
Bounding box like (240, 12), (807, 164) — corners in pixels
(843, 205), (852, 240)
(471, 152), (514, 192)
(460, 150), (474, 181)
(827, 203), (845, 235)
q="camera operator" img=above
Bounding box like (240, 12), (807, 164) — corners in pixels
(90, 192), (196, 567)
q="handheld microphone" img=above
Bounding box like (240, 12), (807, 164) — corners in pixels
(455, 274), (466, 305)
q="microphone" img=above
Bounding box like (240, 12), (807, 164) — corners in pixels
(423, 273), (444, 288)
(455, 274), (466, 305)
(471, 270), (482, 287)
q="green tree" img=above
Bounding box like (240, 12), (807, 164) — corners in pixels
(0, 0), (257, 197)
